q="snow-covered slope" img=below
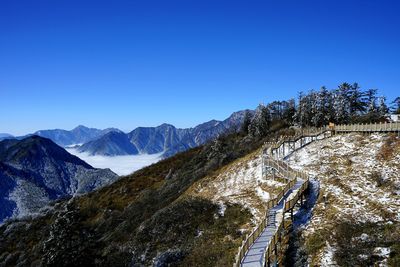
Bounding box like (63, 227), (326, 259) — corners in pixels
(286, 133), (400, 266)
(186, 148), (285, 222)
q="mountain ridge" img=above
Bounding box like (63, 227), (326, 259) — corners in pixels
(0, 136), (118, 223)
(3, 109), (254, 158)
(83, 109), (254, 157)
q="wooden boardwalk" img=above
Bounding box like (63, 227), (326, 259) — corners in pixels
(241, 179), (303, 267)
(233, 122), (400, 267)
(234, 130), (325, 267)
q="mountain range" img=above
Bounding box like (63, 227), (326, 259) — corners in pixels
(0, 136), (118, 223)
(79, 110), (253, 157)
(31, 126), (120, 147)
(2, 110), (253, 158)
(0, 109), (252, 223)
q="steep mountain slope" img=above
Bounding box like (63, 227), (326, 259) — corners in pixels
(78, 131), (139, 156)
(128, 123), (192, 156)
(286, 133), (400, 266)
(79, 109), (254, 157)
(0, 136), (118, 223)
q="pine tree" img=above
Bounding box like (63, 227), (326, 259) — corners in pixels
(348, 82), (367, 117)
(294, 91), (304, 126)
(391, 97), (400, 114)
(325, 89), (335, 124)
(282, 98), (296, 124)
(378, 96), (388, 116)
(309, 90), (319, 127)
(333, 83), (351, 124)
(367, 100), (377, 114)
(297, 92), (313, 127)
(365, 88), (378, 114)
(311, 87), (331, 127)
(248, 104), (271, 137)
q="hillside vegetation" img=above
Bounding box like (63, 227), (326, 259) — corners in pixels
(0, 124), (290, 266)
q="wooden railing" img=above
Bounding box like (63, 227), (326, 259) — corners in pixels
(264, 157), (308, 181)
(265, 127), (330, 150)
(233, 133), (313, 267)
(335, 122), (400, 132)
(264, 128), (331, 161)
(284, 179), (309, 212)
(233, 178), (297, 267)
(263, 216), (284, 265)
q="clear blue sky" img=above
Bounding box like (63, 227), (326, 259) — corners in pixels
(1, 0), (399, 135)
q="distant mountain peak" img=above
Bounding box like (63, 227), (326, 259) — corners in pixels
(22, 126), (124, 147)
(73, 125), (90, 130)
(78, 130), (139, 156)
(158, 123), (176, 128)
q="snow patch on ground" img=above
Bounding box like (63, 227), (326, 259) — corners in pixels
(188, 149), (285, 222)
(287, 133), (400, 224)
(320, 242), (338, 267)
(374, 247), (390, 257)
(66, 148), (162, 176)
(286, 133), (400, 265)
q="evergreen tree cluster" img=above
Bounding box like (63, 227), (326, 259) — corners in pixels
(242, 82), (398, 137)
(293, 83), (395, 126)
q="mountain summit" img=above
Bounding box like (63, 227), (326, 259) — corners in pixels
(78, 131), (139, 156)
(0, 136), (118, 223)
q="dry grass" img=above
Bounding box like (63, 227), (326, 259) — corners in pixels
(288, 133), (400, 266)
(377, 134), (400, 161)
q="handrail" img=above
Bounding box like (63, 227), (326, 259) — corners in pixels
(233, 130), (320, 267)
(233, 176), (296, 267)
(334, 121), (400, 132)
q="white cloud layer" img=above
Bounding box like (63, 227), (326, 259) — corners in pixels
(66, 148), (162, 176)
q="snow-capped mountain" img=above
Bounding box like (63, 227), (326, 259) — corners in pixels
(0, 136), (118, 223)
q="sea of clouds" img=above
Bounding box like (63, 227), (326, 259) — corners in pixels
(66, 148), (162, 176)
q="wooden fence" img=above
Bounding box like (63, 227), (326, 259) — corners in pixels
(335, 121), (400, 133)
